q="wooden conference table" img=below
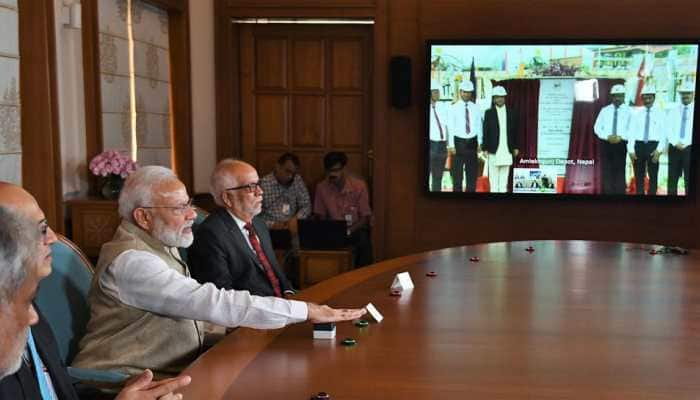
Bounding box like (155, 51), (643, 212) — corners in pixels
(180, 241), (700, 399)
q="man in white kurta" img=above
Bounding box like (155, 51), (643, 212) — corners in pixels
(483, 86), (519, 193)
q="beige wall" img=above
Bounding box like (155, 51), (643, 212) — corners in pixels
(55, 0), (217, 198)
(55, 0), (88, 198)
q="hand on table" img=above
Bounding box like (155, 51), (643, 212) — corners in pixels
(115, 369), (191, 400)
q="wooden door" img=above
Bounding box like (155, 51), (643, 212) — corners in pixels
(239, 24), (373, 192)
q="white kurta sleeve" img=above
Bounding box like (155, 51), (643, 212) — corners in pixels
(100, 250), (308, 329)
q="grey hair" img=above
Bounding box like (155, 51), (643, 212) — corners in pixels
(0, 206), (41, 304)
(210, 158), (243, 207)
(118, 165), (179, 222)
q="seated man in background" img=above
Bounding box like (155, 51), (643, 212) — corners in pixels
(314, 152), (373, 267)
(259, 152), (311, 236)
(0, 184), (191, 400)
(72, 166), (365, 377)
(189, 159), (295, 297)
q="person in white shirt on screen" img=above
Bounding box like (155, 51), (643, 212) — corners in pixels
(448, 81), (482, 192)
(428, 81), (450, 191)
(482, 86), (520, 193)
(627, 85), (667, 195)
(594, 84), (632, 195)
(72, 166), (366, 378)
(667, 81), (695, 196)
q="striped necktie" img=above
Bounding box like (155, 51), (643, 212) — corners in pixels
(245, 223), (282, 297)
(432, 104), (444, 140)
(465, 104), (471, 134)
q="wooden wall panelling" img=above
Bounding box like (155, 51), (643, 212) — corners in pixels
(330, 39), (363, 90)
(81, 0), (102, 196)
(167, 1), (194, 191)
(239, 24), (256, 162)
(330, 95), (363, 147)
(255, 95), (289, 146)
(226, 0), (376, 8)
(166, 1), (194, 191)
(215, 0), (238, 159)
(370, 0), (388, 260)
(296, 151), (326, 190)
(18, 0), (64, 231)
(291, 95), (325, 147)
(292, 38), (325, 90)
(384, 0), (420, 258)
(145, 0), (186, 11)
(255, 37), (288, 89)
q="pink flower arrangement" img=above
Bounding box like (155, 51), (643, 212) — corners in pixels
(89, 150), (138, 178)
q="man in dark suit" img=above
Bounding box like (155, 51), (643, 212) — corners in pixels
(482, 86), (520, 193)
(188, 160), (295, 297)
(0, 183), (191, 400)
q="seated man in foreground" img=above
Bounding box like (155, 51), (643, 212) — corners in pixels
(313, 152), (373, 267)
(189, 159), (295, 296)
(72, 166), (365, 377)
(0, 189), (191, 399)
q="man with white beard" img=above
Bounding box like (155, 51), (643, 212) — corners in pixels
(73, 166), (365, 378)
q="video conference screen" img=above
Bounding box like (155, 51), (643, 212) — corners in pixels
(426, 41), (698, 197)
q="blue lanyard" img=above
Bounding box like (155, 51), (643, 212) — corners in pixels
(26, 330), (54, 400)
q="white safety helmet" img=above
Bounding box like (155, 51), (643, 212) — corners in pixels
(460, 81), (474, 92)
(492, 86), (507, 97)
(679, 81), (695, 93)
(641, 85), (656, 95)
(610, 84), (626, 95)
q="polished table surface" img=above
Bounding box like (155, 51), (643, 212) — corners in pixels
(180, 241), (700, 399)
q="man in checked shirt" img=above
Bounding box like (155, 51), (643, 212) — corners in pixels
(259, 153), (312, 232)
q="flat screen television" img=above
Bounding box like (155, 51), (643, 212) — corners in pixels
(425, 40), (699, 198)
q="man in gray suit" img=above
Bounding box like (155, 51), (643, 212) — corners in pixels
(189, 159), (295, 297)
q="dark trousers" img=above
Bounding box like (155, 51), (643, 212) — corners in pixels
(633, 140), (659, 195)
(600, 139), (627, 194)
(668, 144), (692, 195)
(349, 227), (373, 267)
(429, 140), (448, 191)
(451, 137), (478, 192)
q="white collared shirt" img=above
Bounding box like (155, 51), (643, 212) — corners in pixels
(448, 99), (483, 147)
(228, 210), (254, 252)
(429, 101), (450, 142)
(99, 249), (308, 329)
(667, 102), (694, 147)
(594, 103), (632, 141)
(627, 105), (667, 153)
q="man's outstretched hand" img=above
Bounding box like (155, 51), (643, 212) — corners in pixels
(307, 303), (366, 323)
